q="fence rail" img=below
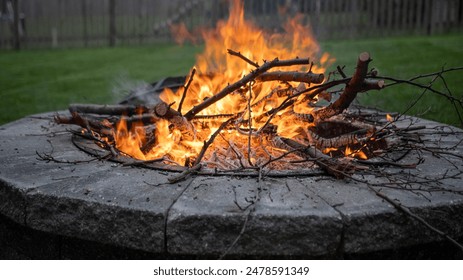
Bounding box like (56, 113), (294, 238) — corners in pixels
(1, 0), (462, 49)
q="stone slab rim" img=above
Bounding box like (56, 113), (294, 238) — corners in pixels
(1, 112), (463, 258)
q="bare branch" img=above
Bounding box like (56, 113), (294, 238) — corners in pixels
(227, 49), (259, 68)
(178, 68), (196, 115)
(256, 71), (324, 84)
(313, 52), (372, 121)
(184, 57), (310, 120)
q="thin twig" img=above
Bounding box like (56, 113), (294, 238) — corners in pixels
(378, 75), (463, 106)
(167, 164), (201, 184)
(227, 49), (259, 68)
(437, 71), (463, 126)
(337, 65), (347, 78)
(122, 157), (165, 167)
(193, 113), (236, 120)
(193, 117), (237, 166)
(247, 82), (253, 166)
(178, 68), (196, 115)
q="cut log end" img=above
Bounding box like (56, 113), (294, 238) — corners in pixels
(362, 79), (385, 91)
(313, 73), (325, 84)
(155, 102), (168, 116)
(359, 52), (370, 62)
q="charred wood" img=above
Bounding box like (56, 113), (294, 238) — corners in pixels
(55, 112), (113, 137)
(69, 103), (148, 116)
(269, 135), (356, 178)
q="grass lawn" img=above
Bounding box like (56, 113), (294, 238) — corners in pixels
(1, 34), (462, 126)
(323, 34), (463, 127)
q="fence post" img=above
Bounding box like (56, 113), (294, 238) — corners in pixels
(12, 0), (20, 50)
(109, 0), (116, 47)
(82, 0), (88, 47)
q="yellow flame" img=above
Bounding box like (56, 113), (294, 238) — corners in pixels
(115, 0), (338, 165)
(344, 146), (368, 160)
(323, 147), (338, 154)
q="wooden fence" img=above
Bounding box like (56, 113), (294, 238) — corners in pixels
(1, 0), (462, 49)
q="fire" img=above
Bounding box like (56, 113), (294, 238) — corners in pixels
(386, 114), (394, 122)
(114, 0), (337, 167)
(115, 118), (146, 160)
(344, 146), (368, 160)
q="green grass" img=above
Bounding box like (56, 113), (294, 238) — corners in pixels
(0, 43), (202, 124)
(322, 34), (463, 126)
(1, 34), (462, 126)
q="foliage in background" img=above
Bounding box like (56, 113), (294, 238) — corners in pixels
(0, 34), (462, 126)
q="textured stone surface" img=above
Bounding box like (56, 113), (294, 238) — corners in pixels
(0, 213), (160, 259)
(167, 177), (342, 257)
(1, 113), (463, 259)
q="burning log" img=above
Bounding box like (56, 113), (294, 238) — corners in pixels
(140, 132), (157, 155)
(305, 119), (377, 150)
(118, 114), (160, 126)
(290, 109), (314, 123)
(55, 112), (113, 136)
(69, 103), (148, 116)
(153, 101), (180, 119)
(271, 135), (356, 178)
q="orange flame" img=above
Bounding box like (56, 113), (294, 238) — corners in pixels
(386, 114), (394, 122)
(169, 22), (198, 45)
(344, 146), (368, 160)
(115, 0), (336, 165)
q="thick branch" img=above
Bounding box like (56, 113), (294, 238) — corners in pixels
(256, 71), (324, 84)
(55, 112), (113, 135)
(154, 101), (195, 141)
(361, 79), (385, 91)
(183, 57), (310, 120)
(154, 101), (181, 119)
(306, 126), (375, 149)
(118, 114), (160, 126)
(313, 52), (372, 121)
(69, 103), (147, 116)
(277, 136), (356, 178)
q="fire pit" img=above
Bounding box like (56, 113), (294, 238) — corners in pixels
(1, 0), (463, 259)
(1, 109), (463, 259)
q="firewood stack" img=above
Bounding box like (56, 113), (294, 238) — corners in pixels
(56, 51), (391, 178)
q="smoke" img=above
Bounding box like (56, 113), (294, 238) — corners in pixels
(110, 73), (161, 105)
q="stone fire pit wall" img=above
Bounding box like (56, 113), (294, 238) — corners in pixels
(1, 112), (463, 259)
